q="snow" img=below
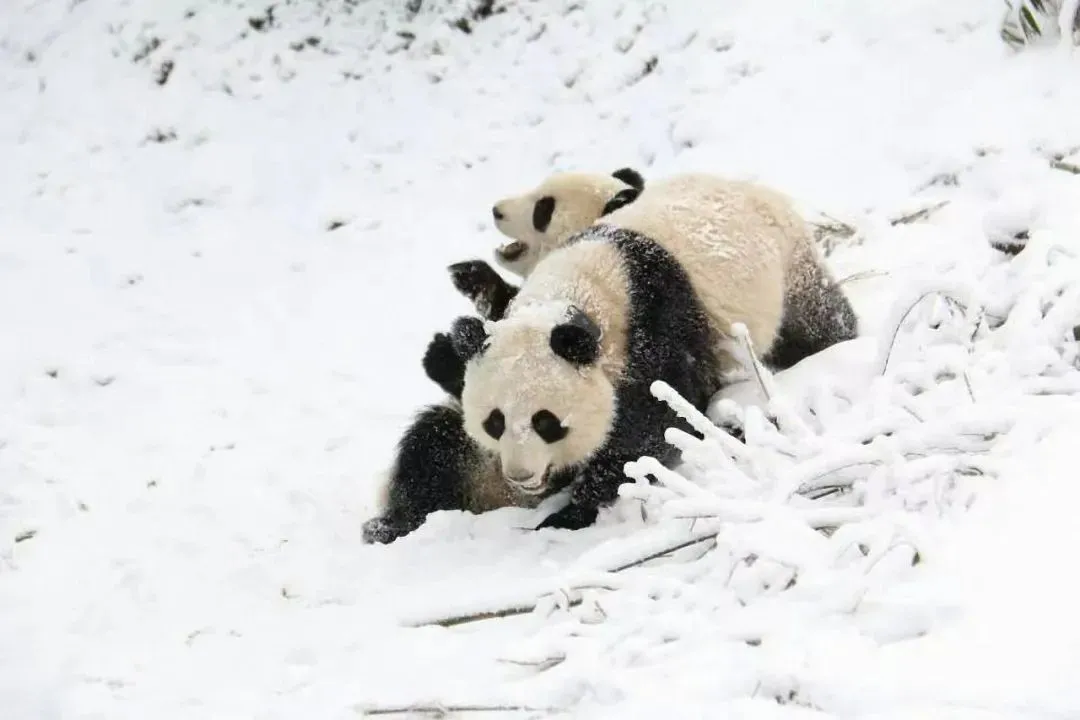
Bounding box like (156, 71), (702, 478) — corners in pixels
(2, 0), (1080, 718)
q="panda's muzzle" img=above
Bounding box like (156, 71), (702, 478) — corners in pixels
(505, 467), (549, 495)
(496, 240), (527, 262)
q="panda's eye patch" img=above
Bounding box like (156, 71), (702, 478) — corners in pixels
(483, 409), (505, 440)
(533, 196), (556, 233)
(532, 410), (568, 443)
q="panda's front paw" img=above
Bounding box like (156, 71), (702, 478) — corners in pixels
(362, 515), (413, 545)
(449, 259), (500, 296)
(534, 503), (599, 531)
(568, 460), (623, 509)
(423, 332), (465, 398)
(448, 260), (513, 320)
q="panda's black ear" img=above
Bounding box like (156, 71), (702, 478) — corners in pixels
(611, 167), (645, 190)
(550, 306), (601, 366)
(450, 316), (488, 362)
(601, 187), (641, 217)
(550, 324), (600, 366)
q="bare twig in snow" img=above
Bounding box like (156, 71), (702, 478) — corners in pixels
(498, 654), (567, 672)
(810, 213), (859, 255)
(357, 703), (562, 717)
(401, 523), (721, 628)
(888, 201), (949, 226)
(838, 269), (889, 287)
(609, 532), (717, 572)
(401, 592), (586, 628)
(665, 501), (872, 529)
(1049, 158), (1080, 175)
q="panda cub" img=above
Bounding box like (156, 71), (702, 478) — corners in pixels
(363, 169), (647, 545)
(455, 226), (724, 531)
(455, 173), (860, 530)
(444, 170), (858, 381)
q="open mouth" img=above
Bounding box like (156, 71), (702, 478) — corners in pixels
(496, 241), (527, 262)
(510, 468), (549, 496)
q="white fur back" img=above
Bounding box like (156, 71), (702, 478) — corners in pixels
(603, 173), (812, 366)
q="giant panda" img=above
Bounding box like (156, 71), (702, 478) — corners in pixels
(363, 168), (647, 545)
(449, 170), (856, 371)
(365, 217), (720, 544)
(454, 225), (724, 531)
(454, 174), (860, 531)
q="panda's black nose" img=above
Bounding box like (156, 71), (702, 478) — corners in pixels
(492, 205), (505, 221)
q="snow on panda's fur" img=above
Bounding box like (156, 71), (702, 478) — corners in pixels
(599, 172), (858, 371)
(452, 170), (857, 372)
(456, 174), (859, 530)
(456, 225), (724, 531)
(364, 171), (858, 542)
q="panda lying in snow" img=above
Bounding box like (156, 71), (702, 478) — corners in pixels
(362, 170), (859, 543)
(362, 168), (644, 545)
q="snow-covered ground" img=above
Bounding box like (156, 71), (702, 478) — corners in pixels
(2, 0), (1080, 717)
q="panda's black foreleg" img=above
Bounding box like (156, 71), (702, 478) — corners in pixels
(534, 359), (718, 531)
(422, 332), (466, 399)
(765, 269), (859, 371)
(534, 502), (598, 531)
(534, 456), (626, 531)
(422, 316), (491, 398)
(362, 403), (477, 544)
(448, 260), (520, 321)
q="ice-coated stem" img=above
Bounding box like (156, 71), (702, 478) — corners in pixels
(650, 380), (753, 464)
(730, 322), (813, 440)
(876, 283), (976, 375)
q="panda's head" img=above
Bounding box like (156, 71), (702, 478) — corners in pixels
(453, 309), (614, 496)
(490, 168), (644, 277)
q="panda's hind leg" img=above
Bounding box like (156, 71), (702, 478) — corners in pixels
(362, 403), (481, 544)
(765, 260), (859, 371)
